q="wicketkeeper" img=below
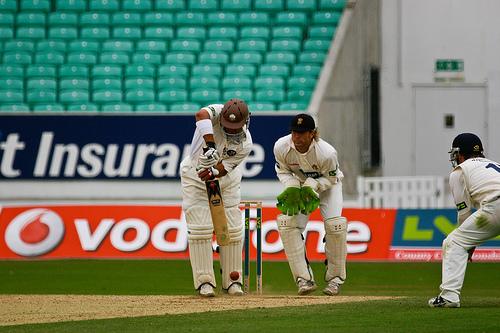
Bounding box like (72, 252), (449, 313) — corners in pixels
(274, 113), (347, 296)
(180, 98), (252, 297)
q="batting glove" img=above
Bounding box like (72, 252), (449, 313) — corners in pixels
(197, 167), (219, 181)
(198, 147), (220, 169)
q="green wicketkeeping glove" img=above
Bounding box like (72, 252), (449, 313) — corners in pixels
(300, 186), (320, 214)
(276, 187), (304, 215)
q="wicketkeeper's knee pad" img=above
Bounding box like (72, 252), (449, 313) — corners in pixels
(277, 214), (314, 282)
(324, 216), (347, 283)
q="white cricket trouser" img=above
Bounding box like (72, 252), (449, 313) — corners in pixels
(440, 197), (500, 303)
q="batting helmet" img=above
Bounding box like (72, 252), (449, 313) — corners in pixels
(449, 133), (484, 167)
(220, 98), (249, 130)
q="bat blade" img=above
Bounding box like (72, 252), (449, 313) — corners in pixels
(205, 179), (230, 246)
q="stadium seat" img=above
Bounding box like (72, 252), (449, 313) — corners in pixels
(27, 78), (57, 90)
(0, 27), (14, 39)
(102, 40), (134, 53)
(258, 64), (290, 77)
(21, 0), (51, 12)
(126, 89), (155, 104)
(221, 0), (251, 12)
(0, 78), (23, 90)
(101, 103), (133, 112)
(208, 27), (238, 40)
(190, 76), (219, 90)
(59, 65), (89, 78)
(65, 53), (95, 66)
(223, 89), (253, 101)
(225, 64), (256, 77)
(309, 26), (336, 39)
(299, 51), (326, 64)
(125, 78), (154, 90)
(164, 52), (196, 66)
(188, 0), (218, 12)
(92, 65), (122, 78)
(17, 27), (46, 39)
(48, 12), (78, 26)
(191, 89), (221, 104)
(272, 26), (303, 39)
(319, 0), (346, 11)
(144, 27), (174, 39)
(59, 90), (89, 104)
(80, 27), (110, 40)
(238, 39), (267, 53)
(170, 39), (202, 53)
(158, 90), (188, 104)
(156, 0), (185, 11)
(17, 12), (46, 26)
(132, 52), (163, 65)
(35, 51), (65, 65)
(288, 76), (316, 89)
(271, 39), (301, 53)
(287, 0), (316, 11)
(136, 40), (168, 53)
(60, 78), (90, 90)
(135, 103), (167, 112)
(3, 52), (32, 65)
(287, 89), (313, 102)
(26, 65), (56, 78)
(93, 89), (123, 104)
(313, 12), (342, 25)
(0, 0), (17, 12)
(265, 52), (296, 65)
(27, 91), (57, 104)
(191, 64), (223, 77)
(232, 52), (262, 65)
(32, 104), (65, 112)
(0, 13), (14, 26)
(48, 27), (78, 40)
(293, 64), (321, 77)
(158, 64), (189, 77)
(255, 76), (285, 90)
(204, 40), (235, 54)
(0, 65), (24, 78)
(248, 102), (276, 111)
(92, 78), (122, 90)
(254, 0), (284, 12)
(198, 51), (229, 65)
(122, 0), (152, 12)
(175, 12), (205, 26)
(206, 12), (238, 26)
(68, 40), (100, 53)
(113, 27), (142, 40)
(37, 40), (67, 53)
(111, 12), (142, 26)
(143, 12), (174, 26)
(89, 0), (119, 12)
(222, 76), (252, 89)
(157, 77), (187, 90)
(169, 102), (200, 112)
(177, 27), (206, 40)
(275, 12), (307, 26)
(126, 64), (156, 78)
(255, 89), (285, 103)
(238, 12), (270, 26)
(240, 27), (269, 39)
(100, 52), (130, 65)
(80, 12), (110, 26)
(0, 104), (30, 112)
(66, 103), (99, 111)
(4, 40), (35, 53)
(279, 101), (308, 110)
(303, 39), (331, 52)
(56, 0), (87, 12)
(0, 90), (24, 104)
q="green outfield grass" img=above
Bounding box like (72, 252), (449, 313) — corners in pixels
(1, 260), (500, 332)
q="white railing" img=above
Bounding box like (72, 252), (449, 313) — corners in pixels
(357, 176), (446, 208)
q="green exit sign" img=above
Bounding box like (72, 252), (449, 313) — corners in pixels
(435, 59), (464, 72)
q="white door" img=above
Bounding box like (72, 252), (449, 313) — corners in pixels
(413, 84), (487, 177)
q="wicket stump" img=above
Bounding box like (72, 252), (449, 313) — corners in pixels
(241, 200), (262, 295)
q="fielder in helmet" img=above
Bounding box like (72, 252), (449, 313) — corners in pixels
(180, 98), (252, 297)
(429, 133), (500, 308)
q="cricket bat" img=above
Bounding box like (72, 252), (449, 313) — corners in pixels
(205, 179), (230, 246)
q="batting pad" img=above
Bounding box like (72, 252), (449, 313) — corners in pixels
(278, 215), (314, 282)
(188, 238), (216, 289)
(185, 206), (213, 240)
(219, 236), (243, 289)
(225, 206), (244, 241)
(324, 216), (347, 283)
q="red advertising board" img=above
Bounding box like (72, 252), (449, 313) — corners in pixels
(0, 204), (396, 261)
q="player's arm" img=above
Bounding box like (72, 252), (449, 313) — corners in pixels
(195, 108), (223, 180)
(303, 148), (341, 194)
(449, 169), (472, 226)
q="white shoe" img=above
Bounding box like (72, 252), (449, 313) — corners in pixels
(428, 296), (460, 308)
(323, 280), (341, 296)
(227, 283), (244, 296)
(297, 278), (317, 295)
(198, 283), (215, 297)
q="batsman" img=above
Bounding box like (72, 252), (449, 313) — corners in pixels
(274, 113), (347, 296)
(180, 98), (252, 297)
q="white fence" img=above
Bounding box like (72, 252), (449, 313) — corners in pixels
(357, 176), (447, 208)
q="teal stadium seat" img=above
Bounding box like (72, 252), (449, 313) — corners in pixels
(309, 26), (336, 39)
(238, 12), (270, 26)
(287, 89), (313, 102)
(293, 64), (321, 77)
(169, 102), (200, 112)
(136, 40), (168, 53)
(254, 0), (284, 12)
(26, 65), (56, 78)
(0, 90), (23, 104)
(4, 40), (35, 53)
(223, 89), (253, 101)
(122, 0), (152, 12)
(21, 0), (50, 12)
(0, 27), (14, 40)
(100, 52), (130, 65)
(222, 76), (252, 89)
(171, 39), (202, 53)
(265, 52), (296, 65)
(190, 76), (219, 90)
(92, 65), (122, 78)
(125, 78), (154, 90)
(248, 102), (275, 111)
(37, 40), (67, 53)
(188, 0), (218, 12)
(319, 0), (346, 11)
(156, 0), (185, 11)
(89, 0), (119, 12)
(279, 101), (308, 110)
(56, 0), (87, 12)
(113, 27), (142, 40)
(272, 26), (303, 39)
(126, 64), (155, 78)
(175, 12), (205, 26)
(143, 12), (174, 26)
(288, 76), (316, 89)
(92, 78), (121, 90)
(259, 64), (290, 77)
(101, 103), (133, 112)
(60, 78), (89, 90)
(0, 13), (14, 26)
(59, 65), (89, 78)
(67, 52), (97, 65)
(206, 12), (237, 26)
(313, 12), (342, 25)
(232, 52), (262, 65)
(238, 39), (267, 53)
(33, 104), (65, 112)
(49, 12), (78, 26)
(165, 52), (196, 66)
(27, 91), (57, 104)
(132, 52), (162, 65)
(17, 27), (46, 40)
(27, 78), (56, 90)
(0, 78), (23, 90)
(304, 39), (331, 52)
(48, 27), (78, 40)
(80, 27), (110, 40)
(3, 52), (32, 65)
(221, 0), (251, 12)
(158, 77), (187, 90)
(158, 64), (189, 77)
(92, 90), (123, 104)
(208, 27), (238, 40)
(80, 12), (110, 26)
(191, 89), (221, 104)
(177, 27), (206, 40)
(69, 40), (100, 53)
(198, 52), (229, 65)
(255, 76), (285, 89)
(158, 90), (188, 104)
(102, 40), (134, 54)
(17, 12), (46, 26)
(0, 104), (30, 112)
(204, 40), (234, 52)
(59, 90), (89, 104)
(66, 103), (99, 111)
(271, 40), (301, 53)
(275, 12), (307, 27)
(126, 89), (155, 104)
(36, 51), (65, 65)
(0, 0), (17, 12)
(287, 0), (317, 11)
(111, 12), (141, 26)
(144, 27), (174, 39)
(299, 51), (326, 64)
(255, 89), (285, 103)
(191, 64), (223, 77)
(226, 64), (256, 77)
(240, 27), (269, 39)
(135, 103), (167, 112)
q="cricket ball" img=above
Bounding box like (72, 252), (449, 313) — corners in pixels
(230, 271), (240, 281)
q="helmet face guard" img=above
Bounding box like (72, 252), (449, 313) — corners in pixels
(449, 133), (484, 168)
(449, 147), (460, 168)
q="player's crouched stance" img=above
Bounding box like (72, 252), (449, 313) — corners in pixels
(429, 133), (500, 308)
(273, 114), (348, 296)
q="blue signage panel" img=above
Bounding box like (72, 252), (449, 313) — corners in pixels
(0, 114), (294, 180)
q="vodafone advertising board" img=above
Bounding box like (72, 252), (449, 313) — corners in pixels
(0, 205), (395, 261)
